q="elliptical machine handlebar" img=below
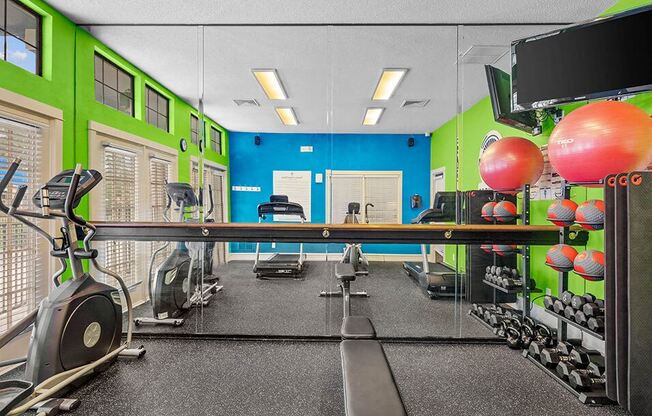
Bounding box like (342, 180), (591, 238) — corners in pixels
(8, 185), (27, 215)
(0, 158), (20, 214)
(64, 164), (87, 227)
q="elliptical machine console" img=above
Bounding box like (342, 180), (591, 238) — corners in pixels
(0, 159), (145, 415)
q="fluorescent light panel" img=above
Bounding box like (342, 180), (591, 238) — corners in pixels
(363, 108), (384, 126)
(372, 69), (408, 100)
(275, 107), (299, 126)
(252, 69), (287, 100)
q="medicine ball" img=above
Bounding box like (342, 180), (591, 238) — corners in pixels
(493, 200), (518, 222)
(573, 250), (605, 281)
(547, 199), (578, 227)
(575, 200), (605, 231)
(481, 202), (497, 222)
(545, 244), (578, 272)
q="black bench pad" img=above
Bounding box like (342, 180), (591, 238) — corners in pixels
(340, 340), (407, 416)
(336, 263), (357, 282)
(341, 316), (376, 339)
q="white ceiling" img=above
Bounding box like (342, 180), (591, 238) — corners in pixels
(48, 0), (613, 25)
(57, 1), (614, 133)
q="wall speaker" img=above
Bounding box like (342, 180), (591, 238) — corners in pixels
(408, 137), (415, 147)
(254, 135), (261, 146)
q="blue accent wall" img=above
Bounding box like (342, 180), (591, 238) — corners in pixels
(229, 132), (431, 254)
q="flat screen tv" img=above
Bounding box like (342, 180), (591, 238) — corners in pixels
(511, 5), (652, 112)
(485, 65), (541, 135)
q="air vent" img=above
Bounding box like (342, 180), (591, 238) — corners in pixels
(458, 45), (508, 65)
(401, 99), (430, 109)
(233, 99), (260, 107)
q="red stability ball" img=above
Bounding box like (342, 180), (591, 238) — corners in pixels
(545, 244), (578, 272)
(547, 199), (578, 227)
(479, 137), (544, 192)
(573, 250), (605, 281)
(575, 200), (605, 231)
(493, 200), (518, 223)
(548, 101), (652, 185)
(481, 202), (497, 222)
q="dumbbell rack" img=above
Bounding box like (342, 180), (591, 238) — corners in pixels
(525, 180), (612, 405)
(480, 184), (533, 319)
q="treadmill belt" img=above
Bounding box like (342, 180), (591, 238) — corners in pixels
(262, 254), (300, 264)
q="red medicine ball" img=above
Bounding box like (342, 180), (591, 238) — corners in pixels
(493, 201), (518, 223)
(481, 202), (497, 222)
(575, 200), (605, 231)
(545, 244), (578, 272)
(574, 250), (605, 281)
(547, 199), (578, 227)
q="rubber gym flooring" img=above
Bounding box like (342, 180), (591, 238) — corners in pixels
(128, 261), (489, 339)
(62, 338), (628, 416)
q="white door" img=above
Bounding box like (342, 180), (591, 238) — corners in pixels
(430, 168), (446, 261)
(203, 165), (227, 267)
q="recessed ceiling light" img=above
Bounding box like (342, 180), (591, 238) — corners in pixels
(275, 107), (299, 126)
(363, 108), (385, 126)
(252, 69), (288, 100)
(372, 69), (408, 100)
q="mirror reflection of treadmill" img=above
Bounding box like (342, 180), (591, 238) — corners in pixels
(402, 192), (462, 298)
(253, 195), (307, 279)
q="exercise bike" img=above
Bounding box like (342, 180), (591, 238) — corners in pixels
(0, 160), (145, 415)
(135, 182), (222, 327)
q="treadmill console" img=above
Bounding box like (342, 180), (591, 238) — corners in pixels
(33, 169), (102, 209)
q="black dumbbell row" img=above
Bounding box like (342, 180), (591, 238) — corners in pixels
(484, 265), (536, 290)
(543, 291), (604, 333)
(525, 338), (606, 392)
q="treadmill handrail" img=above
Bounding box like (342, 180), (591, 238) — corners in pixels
(257, 202), (306, 220)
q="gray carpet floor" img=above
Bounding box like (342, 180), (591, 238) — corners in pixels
(127, 261), (492, 339)
(57, 339), (627, 416)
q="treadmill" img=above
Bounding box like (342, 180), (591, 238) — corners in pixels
(403, 192), (463, 298)
(253, 195), (307, 279)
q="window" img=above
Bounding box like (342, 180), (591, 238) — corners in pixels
(145, 86), (169, 132)
(327, 171), (402, 224)
(1, 0), (41, 74)
(102, 146), (139, 287)
(0, 116), (48, 334)
(210, 127), (222, 154)
(94, 53), (134, 116)
(190, 114), (199, 145)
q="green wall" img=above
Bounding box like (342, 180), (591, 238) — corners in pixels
(0, 0), (229, 218)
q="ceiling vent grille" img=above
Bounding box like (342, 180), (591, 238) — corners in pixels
(233, 99), (260, 107)
(458, 45), (508, 65)
(401, 99), (430, 109)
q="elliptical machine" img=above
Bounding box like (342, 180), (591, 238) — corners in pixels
(135, 182), (222, 327)
(0, 160), (145, 415)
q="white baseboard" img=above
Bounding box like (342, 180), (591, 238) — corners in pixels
(226, 252), (422, 263)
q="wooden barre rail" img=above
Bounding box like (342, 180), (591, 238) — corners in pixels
(91, 222), (587, 246)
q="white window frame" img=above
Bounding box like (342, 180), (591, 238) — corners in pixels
(325, 170), (402, 224)
(88, 121), (177, 307)
(0, 86), (63, 363)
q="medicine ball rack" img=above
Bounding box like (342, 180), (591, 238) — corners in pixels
(525, 179), (612, 405)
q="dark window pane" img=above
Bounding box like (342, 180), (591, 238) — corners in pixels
(5, 35), (36, 73)
(191, 131), (198, 144)
(157, 96), (168, 115)
(191, 115), (198, 132)
(103, 86), (118, 109)
(147, 108), (157, 125)
(6, 1), (38, 47)
(103, 61), (117, 89)
(1, 1), (6, 31)
(94, 80), (103, 102)
(117, 71), (132, 97)
(118, 93), (132, 115)
(94, 55), (103, 81)
(157, 114), (167, 131)
(147, 88), (157, 109)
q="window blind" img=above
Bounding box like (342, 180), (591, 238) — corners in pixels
(102, 146), (139, 287)
(0, 117), (46, 334)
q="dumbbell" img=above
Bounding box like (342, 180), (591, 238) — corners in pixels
(569, 370), (605, 391)
(553, 299), (565, 315)
(561, 291), (575, 306)
(541, 345), (602, 368)
(557, 358), (605, 381)
(544, 295), (558, 312)
(531, 339), (574, 360)
(563, 305), (576, 320)
(524, 323), (555, 355)
(588, 316), (604, 332)
(570, 293), (598, 310)
(574, 310), (588, 326)
(583, 302), (604, 317)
